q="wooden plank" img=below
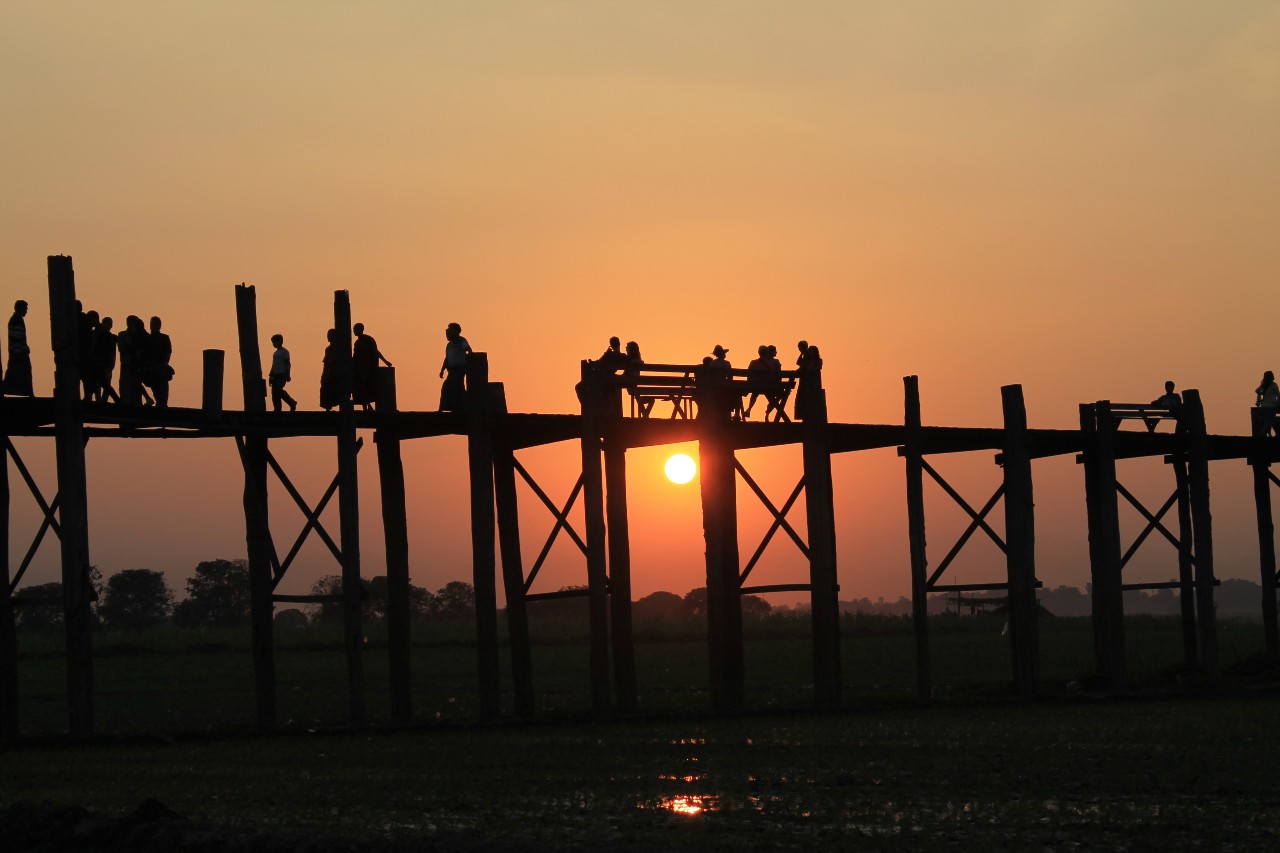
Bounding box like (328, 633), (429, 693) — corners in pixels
(466, 354), (501, 718)
(1173, 456), (1199, 669)
(801, 368), (840, 708)
(494, 440), (535, 718)
(604, 435), (638, 714)
(48, 256), (95, 737)
(376, 366), (412, 725)
(1001, 384), (1038, 698)
(1081, 401), (1125, 689)
(1183, 390), (1219, 678)
(234, 283), (275, 728)
(578, 361), (613, 716)
(903, 376), (931, 702)
(333, 291), (365, 723)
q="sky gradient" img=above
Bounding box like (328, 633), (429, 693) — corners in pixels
(3, 2), (1278, 604)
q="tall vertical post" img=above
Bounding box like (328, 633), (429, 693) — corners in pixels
(333, 291), (365, 723)
(801, 366), (841, 708)
(493, 433), (535, 718)
(903, 376), (931, 702)
(234, 283), (274, 728)
(697, 365), (743, 712)
(1250, 407), (1278, 664)
(49, 256), (94, 736)
(604, 429), (638, 713)
(1001, 384), (1038, 697)
(376, 366), (412, 725)
(0, 400), (17, 744)
(1080, 401), (1125, 688)
(1183, 390), (1219, 678)
(202, 349), (224, 415)
(578, 361), (613, 716)
(467, 354), (501, 718)
(1173, 455), (1199, 669)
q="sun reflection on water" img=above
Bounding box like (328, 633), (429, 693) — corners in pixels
(656, 795), (716, 816)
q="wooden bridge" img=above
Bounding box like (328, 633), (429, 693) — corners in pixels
(3, 255), (1280, 741)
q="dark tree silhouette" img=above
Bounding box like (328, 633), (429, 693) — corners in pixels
(98, 569), (173, 631)
(433, 580), (475, 619)
(633, 590), (684, 621)
(172, 559), (250, 628)
(13, 582), (64, 632)
(682, 587), (708, 618)
(741, 593), (773, 618)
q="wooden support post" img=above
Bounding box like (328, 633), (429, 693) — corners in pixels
(578, 361), (613, 716)
(604, 429), (638, 713)
(1080, 401), (1125, 689)
(903, 376), (931, 702)
(376, 366), (412, 725)
(466, 353), (501, 718)
(493, 431), (535, 718)
(1173, 455), (1199, 669)
(801, 367), (841, 708)
(697, 365), (744, 713)
(234, 283), (275, 728)
(48, 256), (94, 736)
(1183, 390), (1219, 678)
(202, 349), (224, 415)
(1001, 384), (1038, 697)
(1250, 407), (1278, 665)
(0, 396), (17, 744)
(333, 291), (365, 723)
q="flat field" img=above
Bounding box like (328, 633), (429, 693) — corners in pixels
(4, 615), (1279, 849)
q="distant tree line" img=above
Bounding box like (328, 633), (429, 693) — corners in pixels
(12, 561), (1274, 634)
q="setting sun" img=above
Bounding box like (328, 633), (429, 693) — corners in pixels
(664, 453), (697, 485)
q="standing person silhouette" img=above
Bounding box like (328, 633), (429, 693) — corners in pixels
(439, 322), (472, 411)
(144, 316), (173, 408)
(269, 334), (297, 412)
(1257, 371), (1279, 436)
(794, 340), (822, 421)
(744, 345), (770, 419)
(3, 300), (32, 396)
(352, 322), (392, 411)
(77, 304), (99, 401)
(116, 315), (150, 406)
(93, 316), (119, 402)
(320, 328), (341, 412)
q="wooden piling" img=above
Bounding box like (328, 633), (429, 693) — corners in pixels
(903, 376), (931, 702)
(1250, 407), (1278, 664)
(467, 353), (501, 718)
(1080, 401), (1125, 689)
(202, 349), (224, 415)
(697, 365), (744, 713)
(333, 291), (365, 722)
(578, 361), (613, 716)
(801, 367), (841, 708)
(48, 256), (95, 736)
(604, 430), (638, 713)
(1183, 390), (1219, 678)
(375, 366), (412, 724)
(0, 395), (17, 744)
(1001, 384), (1038, 697)
(234, 283), (275, 728)
(1173, 455), (1199, 669)
(493, 428), (535, 718)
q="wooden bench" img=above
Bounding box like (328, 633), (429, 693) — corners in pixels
(624, 373), (798, 422)
(1106, 403), (1180, 433)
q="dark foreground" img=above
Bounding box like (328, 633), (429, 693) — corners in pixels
(5, 696), (1280, 851)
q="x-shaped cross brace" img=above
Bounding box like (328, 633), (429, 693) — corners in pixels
(922, 459), (1007, 588)
(736, 459), (809, 585)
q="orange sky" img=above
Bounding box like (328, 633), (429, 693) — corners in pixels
(3, 2), (1278, 605)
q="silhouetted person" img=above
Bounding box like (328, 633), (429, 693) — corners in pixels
(78, 308), (100, 400)
(439, 322), (472, 412)
(3, 300), (32, 396)
(116, 315), (152, 406)
(794, 340), (822, 421)
(599, 335), (627, 370)
(1146, 380), (1183, 432)
(144, 316), (173, 408)
(352, 322), (392, 411)
(320, 328), (342, 412)
(92, 316), (119, 402)
(269, 333), (297, 412)
(1257, 371), (1279, 437)
(744, 345), (770, 419)
(764, 344), (786, 422)
(624, 340), (643, 368)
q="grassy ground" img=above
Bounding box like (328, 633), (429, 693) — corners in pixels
(5, 615), (1279, 848)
